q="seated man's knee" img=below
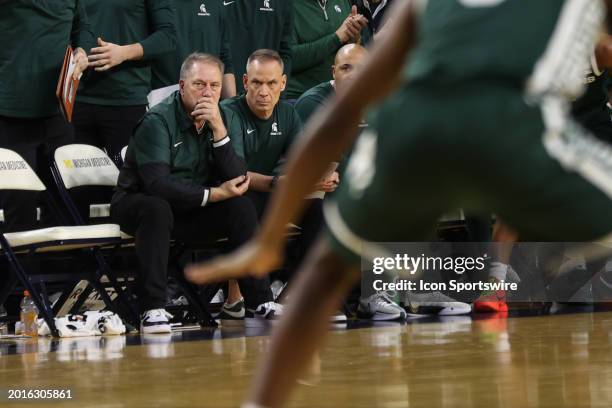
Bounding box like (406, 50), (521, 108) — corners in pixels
(140, 197), (174, 229)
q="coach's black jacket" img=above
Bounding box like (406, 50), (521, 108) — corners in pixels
(113, 91), (246, 211)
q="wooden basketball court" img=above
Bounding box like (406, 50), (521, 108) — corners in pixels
(2, 309), (612, 407)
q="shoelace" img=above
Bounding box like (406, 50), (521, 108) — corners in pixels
(146, 309), (173, 320)
(375, 292), (396, 306)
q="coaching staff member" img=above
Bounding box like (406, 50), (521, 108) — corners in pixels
(111, 53), (282, 334)
(0, 1), (94, 232)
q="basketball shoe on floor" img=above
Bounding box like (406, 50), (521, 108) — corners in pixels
(330, 310), (347, 323)
(404, 291), (471, 316)
(216, 298), (245, 326)
(358, 292), (406, 321)
(245, 302), (284, 327)
(140, 309), (172, 334)
(473, 278), (508, 313)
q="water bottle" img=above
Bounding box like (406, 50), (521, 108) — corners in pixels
(20, 291), (38, 337)
(0, 304), (7, 336)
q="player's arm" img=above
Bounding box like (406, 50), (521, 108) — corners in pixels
(185, 0), (418, 283)
(595, 33), (612, 70)
(255, 0), (417, 248)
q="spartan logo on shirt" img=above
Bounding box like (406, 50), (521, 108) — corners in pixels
(346, 129), (377, 199)
(270, 122), (282, 135)
(198, 3), (211, 16)
(335, 5), (342, 13)
(260, 0), (274, 12)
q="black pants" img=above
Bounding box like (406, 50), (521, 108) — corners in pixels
(110, 193), (273, 312)
(0, 114), (73, 232)
(246, 191), (324, 281)
(72, 102), (146, 165)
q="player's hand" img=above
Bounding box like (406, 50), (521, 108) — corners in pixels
(88, 37), (130, 71)
(72, 48), (89, 80)
(314, 171), (339, 193)
(210, 174), (250, 202)
(185, 238), (283, 284)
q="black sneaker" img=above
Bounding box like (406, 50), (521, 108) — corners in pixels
(140, 309), (172, 334)
(216, 298), (245, 326)
(245, 302), (284, 327)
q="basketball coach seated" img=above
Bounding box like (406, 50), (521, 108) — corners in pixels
(110, 53), (282, 334)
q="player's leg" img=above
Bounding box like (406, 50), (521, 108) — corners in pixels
(244, 89), (454, 407)
(245, 237), (359, 408)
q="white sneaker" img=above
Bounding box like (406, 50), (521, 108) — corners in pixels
(330, 310), (347, 323)
(245, 302), (284, 327)
(140, 309), (172, 334)
(358, 293), (406, 321)
(270, 280), (287, 301)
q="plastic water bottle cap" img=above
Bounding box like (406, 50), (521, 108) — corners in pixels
(23, 290), (30, 297)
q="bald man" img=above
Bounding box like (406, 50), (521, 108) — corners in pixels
(295, 44), (368, 124)
(294, 44), (408, 321)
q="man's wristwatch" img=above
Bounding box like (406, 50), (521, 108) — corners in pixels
(269, 175), (279, 190)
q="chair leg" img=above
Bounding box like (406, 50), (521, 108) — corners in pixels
(0, 269), (18, 306)
(4, 254), (59, 337)
(175, 277), (217, 327)
(91, 249), (139, 327)
(170, 245), (218, 327)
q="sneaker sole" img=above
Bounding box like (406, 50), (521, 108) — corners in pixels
(218, 318), (245, 327)
(473, 301), (508, 313)
(438, 305), (472, 316)
(405, 303), (472, 316)
(141, 323), (172, 334)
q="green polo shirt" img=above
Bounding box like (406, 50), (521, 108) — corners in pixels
(151, 0), (233, 90)
(78, 0), (176, 106)
(287, 0), (352, 99)
(225, 0), (294, 93)
(0, 0), (95, 118)
(294, 80), (334, 124)
(295, 80), (368, 175)
(222, 95), (302, 175)
(116, 91), (238, 209)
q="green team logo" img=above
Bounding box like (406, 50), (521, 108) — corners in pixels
(346, 129), (377, 199)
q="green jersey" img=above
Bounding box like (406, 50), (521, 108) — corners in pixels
(225, 0), (294, 93)
(222, 95), (302, 175)
(572, 66), (612, 141)
(407, 0), (601, 98)
(151, 0), (233, 89)
(78, 0), (176, 106)
(295, 80), (367, 174)
(295, 81), (335, 124)
(0, 1), (95, 118)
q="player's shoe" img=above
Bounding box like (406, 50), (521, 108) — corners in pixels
(216, 298), (245, 326)
(404, 291), (471, 316)
(140, 309), (172, 334)
(330, 310), (347, 323)
(473, 278), (508, 313)
(358, 292), (406, 321)
(245, 302), (284, 327)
